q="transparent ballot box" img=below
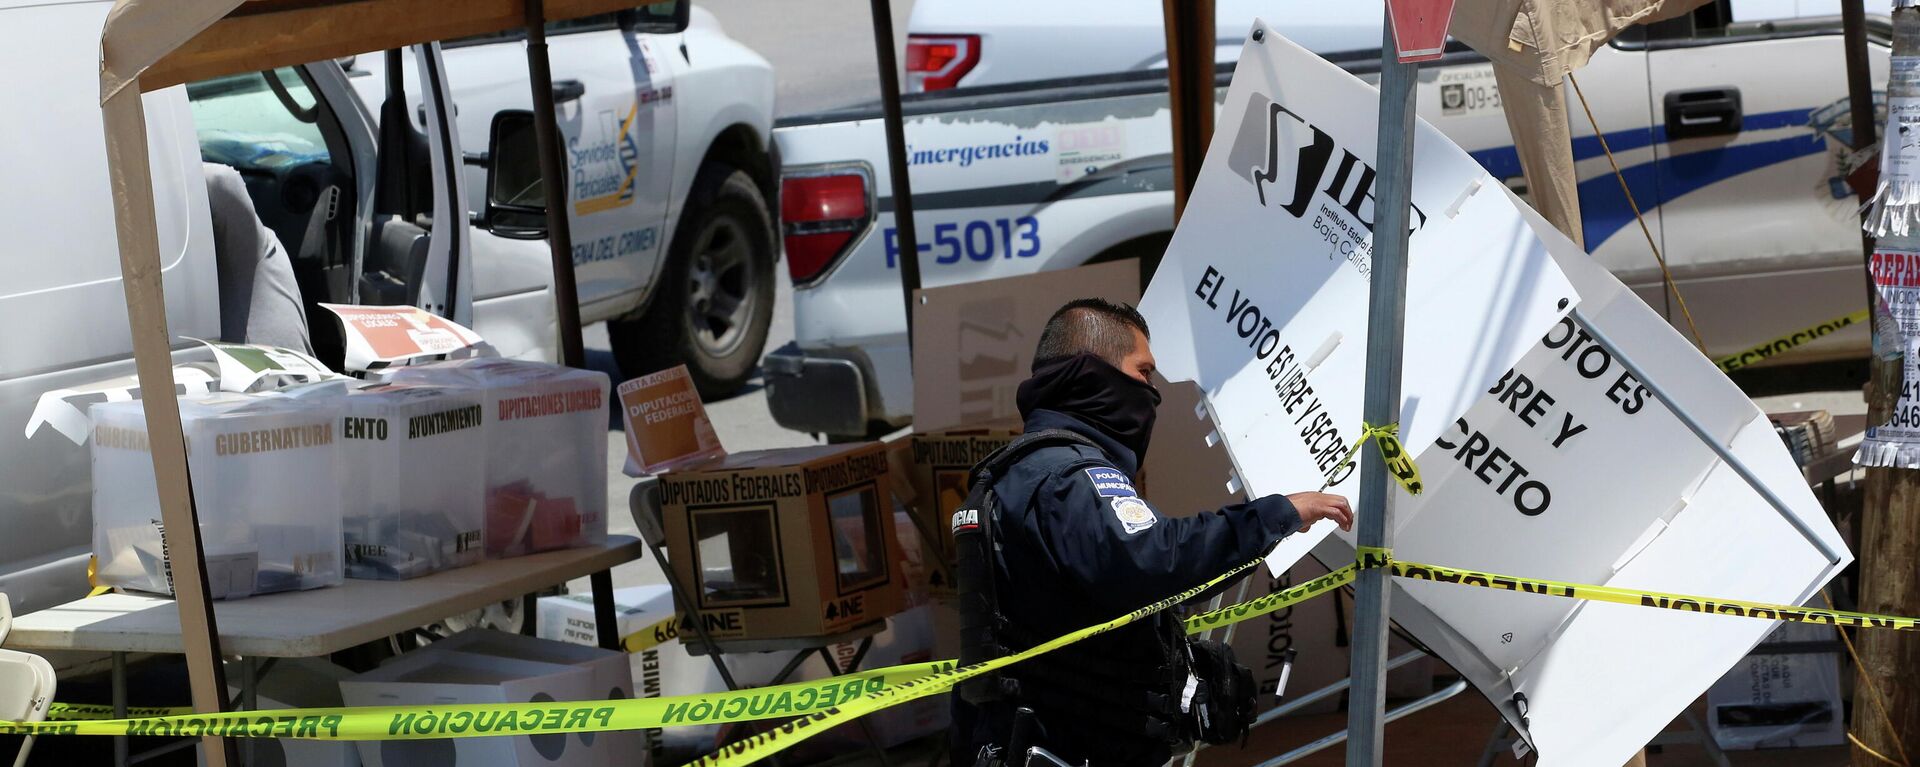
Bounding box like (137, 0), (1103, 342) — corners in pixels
(90, 394), (344, 599)
(387, 358), (610, 557)
(337, 384), (487, 579)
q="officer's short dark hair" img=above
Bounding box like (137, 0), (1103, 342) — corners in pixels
(1034, 298), (1152, 367)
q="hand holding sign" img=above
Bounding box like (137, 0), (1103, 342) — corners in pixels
(1287, 491), (1352, 533)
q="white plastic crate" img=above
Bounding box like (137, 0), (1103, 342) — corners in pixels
(386, 359), (609, 557)
(91, 394), (343, 598)
(337, 383), (487, 579)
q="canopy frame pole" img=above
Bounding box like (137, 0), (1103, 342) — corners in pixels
(1161, 0), (1215, 224)
(1571, 308), (1844, 564)
(100, 85), (232, 767)
(868, 0), (923, 350)
(525, 0), (586, 369)
(1346, 12), (1419, 765)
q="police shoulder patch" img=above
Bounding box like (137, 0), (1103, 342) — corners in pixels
(1083, 466), (1137, 497)
(1111, 496), (1157, 534)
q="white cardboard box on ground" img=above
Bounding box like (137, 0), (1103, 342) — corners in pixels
(1706, 620), (1846, 750)
(422, 630), (638, 767)
(200, 658), (363, 767)
(538, 585), (725, 762)
(386, 359), (610, 558)
(339, 650), (596, 767)
(91, 394), (343, 598)
(336, 383), (487, 580)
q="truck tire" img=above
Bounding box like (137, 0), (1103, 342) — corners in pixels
(610, 165), (775, 399)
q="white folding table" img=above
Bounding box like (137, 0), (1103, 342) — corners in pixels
(3, 535), (643, 766)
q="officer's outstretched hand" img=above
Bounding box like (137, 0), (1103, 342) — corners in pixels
(1286, 492), (1353, 533)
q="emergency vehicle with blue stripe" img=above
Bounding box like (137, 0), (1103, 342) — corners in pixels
(766, 0), (1890, 439)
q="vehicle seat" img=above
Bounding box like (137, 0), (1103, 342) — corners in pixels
(203, 163), (314, 354)
(362, 216), (431, 307)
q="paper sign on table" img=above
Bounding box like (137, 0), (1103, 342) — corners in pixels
(618, 364), (725, 476)
(191, 339), (341, 392)
(320, 303), (488, 372)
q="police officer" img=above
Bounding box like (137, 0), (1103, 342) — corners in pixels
(951, 298), (1352, 766)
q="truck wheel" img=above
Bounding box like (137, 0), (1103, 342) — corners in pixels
(610, 165), (774, 399)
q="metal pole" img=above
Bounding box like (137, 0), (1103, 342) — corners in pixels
(1161, 0), (1216, 223)
(1571, 308), (1844, 564)
(525, 0), (587, 369)
(1345, 11), (1419, 765)
(868, 0), (923, 348)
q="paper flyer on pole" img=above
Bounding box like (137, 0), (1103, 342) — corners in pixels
(1135, 21), (1577, 578)
(1140, 23), (1850, 765)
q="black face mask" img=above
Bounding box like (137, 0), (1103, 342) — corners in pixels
(1016, 353), (1162, 462)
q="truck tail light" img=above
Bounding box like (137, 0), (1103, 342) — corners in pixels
(906, 34), (980, 92)
(781, 171), (871, 286)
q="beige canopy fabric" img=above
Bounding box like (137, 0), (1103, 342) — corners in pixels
(102, 0), (647, 97)
(1446, 0), (1711, 243)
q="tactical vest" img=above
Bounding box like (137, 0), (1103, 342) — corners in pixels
(951, 429), (1193, 744)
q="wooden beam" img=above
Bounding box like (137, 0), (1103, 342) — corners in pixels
(100, 85), (232, 766)
(1161, 0), (1215, 224)
(140, 0), (647, 90)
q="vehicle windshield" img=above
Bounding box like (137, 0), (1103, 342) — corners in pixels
(186, 69), (331, 173)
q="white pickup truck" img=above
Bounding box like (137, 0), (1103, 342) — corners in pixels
(0, 0), (770, 619)
(353, 7), (778, 397)
(766, 0), (1891, 438)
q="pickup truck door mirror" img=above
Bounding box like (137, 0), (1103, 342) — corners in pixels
(484, 109), (551, 239)
(617, 1), (690, 34)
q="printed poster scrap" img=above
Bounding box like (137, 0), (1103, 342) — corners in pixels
(321, 304), (489, 372)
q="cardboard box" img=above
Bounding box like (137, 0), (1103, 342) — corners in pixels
(897, 428), (1019, 596)
(336, 384), (487, 580)
(660, 442), (904, 641)
(91, 394), (344, 598)
(339, 650), (595, 767)
(386, 358), (610, 558)
(1707, 619), (1846, 749)
(422, 630), (638, 767)
(910, 260), (1139, 432)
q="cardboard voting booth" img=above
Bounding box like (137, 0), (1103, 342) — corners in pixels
(658, 443), (904, 641)
(386, 358), (611, 558)
(1139, 25), (1851, 763)
(910, 260), (1139, 432)
(896, 428), (1019, 596)
(91, 394), (344, 598)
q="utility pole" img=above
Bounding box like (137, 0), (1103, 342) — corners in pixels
(1345, 8), (1420, 764)
(1854, 6), (1920, 765)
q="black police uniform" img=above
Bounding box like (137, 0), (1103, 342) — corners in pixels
(950, 407), (1303, 766)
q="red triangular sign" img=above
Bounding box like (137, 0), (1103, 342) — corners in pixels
(1387, 0), (1458, 63)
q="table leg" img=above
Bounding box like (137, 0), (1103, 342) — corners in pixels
(113, 652), (128, 767)
(589, 569), (620, 651)
(240, 658), (257, 766)
(817, 638), (890, 767)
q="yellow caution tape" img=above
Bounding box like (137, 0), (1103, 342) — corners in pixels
(85, 556), (110, 598)
(15, 660), (953, 736)
(1183, 563), (1355, 634)
(620, 614), (681, 655)
(1387, 555), (1920, 630)
(684, 556), (1271, 767)
(47, 703), (191, 721)
(1716, 309), (1869, 373)
(1323, 422), (1423, 495)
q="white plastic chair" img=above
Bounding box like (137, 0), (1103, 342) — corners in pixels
(0, 594), (57, 767)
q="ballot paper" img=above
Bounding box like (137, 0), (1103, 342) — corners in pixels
(1141, 23), (1852, 766)
(1136, 22), (1576, 574)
